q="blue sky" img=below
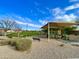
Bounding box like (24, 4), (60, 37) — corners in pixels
(0, 0), (79, 30)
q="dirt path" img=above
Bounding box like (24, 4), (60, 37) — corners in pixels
(0, 39), (79, 59)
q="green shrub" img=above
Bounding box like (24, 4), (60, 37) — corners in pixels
(0, 38), (32, 51)
(7, 31), (40, 38)
(7, 33), (18, 38)
(7, 35), (13, 38)
(59, 44), (64, 47)
(15, 39), (32, 51)
(8, 39), (16, 46)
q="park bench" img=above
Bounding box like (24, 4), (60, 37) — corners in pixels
(33, 37), (40, 41)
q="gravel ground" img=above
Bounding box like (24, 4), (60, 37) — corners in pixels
(0, 39), (79, 59)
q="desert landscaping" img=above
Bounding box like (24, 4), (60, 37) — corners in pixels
(0, 0), (79, 59)
(0, 37), (79, 59)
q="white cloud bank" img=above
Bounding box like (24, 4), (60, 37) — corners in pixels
(52, 8), (65, 16)
(39, 19), (48, 25)
(38, 2), (79, 25)
(52, 6), (78, 22)
(15, 20), (41, 28)
(0, 14), (41, 28)
(55, 14), (77, 22)
(15, 15), (32, 22)
(11, 15), (41, 28)
(65, 3), (79, 11)
(51, 1), (79, 23)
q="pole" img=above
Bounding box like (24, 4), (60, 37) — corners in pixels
(48, 22), (50, 41)
(18, 29), (19, 38)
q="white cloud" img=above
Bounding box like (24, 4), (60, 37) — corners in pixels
(25, 17), (32, 22)
(51, 4), (79, 23)
(0, 14), (41, 29)
(39, 20), (48, 25)
(69, 0), (79, 2)
(65, 3), (79, 11)
(15, 20), (26, 25)
(37, 8), (46, 14)
(28, 23), (41, 28)
(52, 8), (65, 16)
(55, 14), (77, 22)
(15, 15), (32, 22)
(11, 15), (41, 28)
(15, 20), (41, 28)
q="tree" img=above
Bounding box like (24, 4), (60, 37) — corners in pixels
(0, 18), (21, 36)
(63, 27), (77, 35)
(0, 20), (16, 30)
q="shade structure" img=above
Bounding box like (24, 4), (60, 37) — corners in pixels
(41, 22), (79, 29)
(41, 22), (79, 40)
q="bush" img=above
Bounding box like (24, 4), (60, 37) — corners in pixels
(7, 35), (13, 38)
(7, 31), (40, 38)
(7, 33), (18, 38)
(15, 39), (32, 51)
(0, 38), (32, 51)
(8, 39), (16, 46)
(59, 44), (64, 47)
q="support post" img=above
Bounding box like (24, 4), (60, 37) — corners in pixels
(48, 23), (50, 41)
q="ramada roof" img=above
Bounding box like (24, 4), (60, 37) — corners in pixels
(41, 22), (79, 29)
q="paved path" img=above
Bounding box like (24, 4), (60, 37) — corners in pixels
(0, 39), (79, 59)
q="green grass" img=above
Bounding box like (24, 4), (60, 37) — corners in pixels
(7, 31), (40, 38)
